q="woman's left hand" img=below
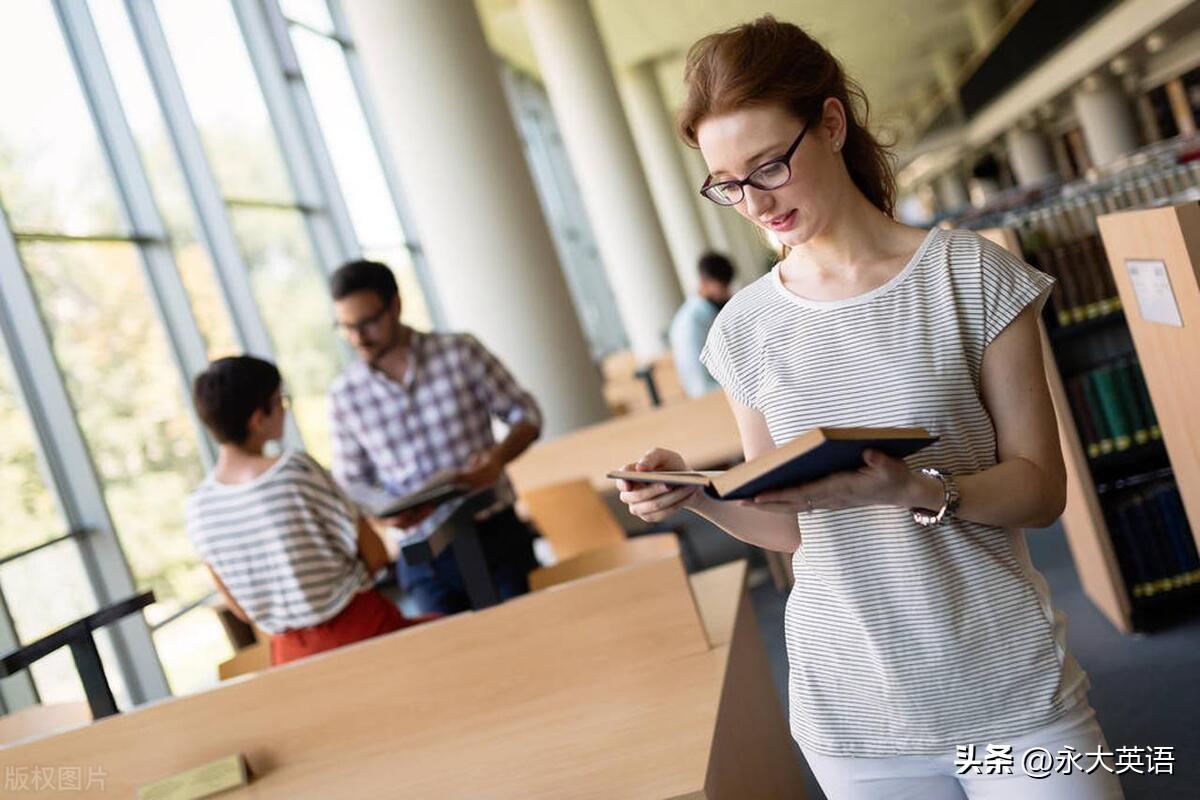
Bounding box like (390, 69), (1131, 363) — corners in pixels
(746, 449), (924, 514)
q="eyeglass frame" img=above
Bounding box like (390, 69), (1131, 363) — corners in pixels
(333, 304), (391, 337)
(699, 119), (810, 206)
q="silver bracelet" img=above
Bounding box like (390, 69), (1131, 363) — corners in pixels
(911, 467), (960, 527)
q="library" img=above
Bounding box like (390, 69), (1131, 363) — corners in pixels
(0, 1), (1196, 798)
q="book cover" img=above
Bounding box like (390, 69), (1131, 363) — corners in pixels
(609, 427), (937, 501)
(344, 474), (469, 519)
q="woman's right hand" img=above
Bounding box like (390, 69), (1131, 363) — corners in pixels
(615, 448), (703, 523)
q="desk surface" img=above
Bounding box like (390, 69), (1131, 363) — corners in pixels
(0, 557), (803, 799)
(509, 390), (743, 494)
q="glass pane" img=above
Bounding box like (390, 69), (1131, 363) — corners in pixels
(156, 0), (295, 204)
(0, 539), (102, 704)
(229, 206), (342, 464)
(0, 352), (62, 560)
(88, 0), (240, 359)
(279, 0), (334, 33)
(362, 245), (432, 332)
(288, 26), (404, 248)
(151, 603), (233, 696)
(0, 2), (125, 236)
(19, 240), (211, 614)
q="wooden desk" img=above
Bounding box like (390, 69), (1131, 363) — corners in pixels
(0, 556), (804, 799)
(509, 390), (743, 494)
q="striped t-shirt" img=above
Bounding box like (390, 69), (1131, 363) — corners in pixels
(186, 450), (371, 635)
(701, 227), (1090, 757)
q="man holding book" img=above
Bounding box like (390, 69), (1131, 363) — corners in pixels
(327, 260), (542, 615)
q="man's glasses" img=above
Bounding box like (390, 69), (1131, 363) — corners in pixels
(700, 121), (809, 206)
(334, 306), (389, 338)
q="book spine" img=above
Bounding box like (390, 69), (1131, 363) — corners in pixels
(1147, 482), (1195, 587)
(1128, 495), (1174, 595)
(1090, 367), (1132, 451)
(1162, 486), (1200, 586)
(1081, 369), (1115, 454)
(1065, 376), (1101, 458)
(1052, 244), (1088, 323)
(1112, 360), (1150, 446)
(1114, 501), (1152, 597)
(1143, 486), (1188, 590)
(1129, 361), (1161, 440)
(1085, 234), (1121, 313)
(1068, 240), (1106, 319)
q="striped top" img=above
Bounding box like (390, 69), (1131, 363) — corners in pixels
(186, 451), (371, 635)
(701, 227), (1089, 757)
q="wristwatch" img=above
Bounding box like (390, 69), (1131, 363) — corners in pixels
(911, 467), (960, 527)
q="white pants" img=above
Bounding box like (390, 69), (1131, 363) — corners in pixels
(802, 704), (1126, 799)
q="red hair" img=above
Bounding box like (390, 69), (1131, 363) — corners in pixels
(678, 15), (896, 217)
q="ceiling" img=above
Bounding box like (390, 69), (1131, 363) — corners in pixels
(476, 0), (996, 148)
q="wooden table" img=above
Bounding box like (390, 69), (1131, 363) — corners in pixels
(0, 555), (804, 799)
(509, 390), (743, 494)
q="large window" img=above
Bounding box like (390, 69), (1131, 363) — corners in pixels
(155, 0), (344, 464)
(0, 0), (432, 704)
(0, 356), (97, 705)
(282, 9), (432, 330)
(88, 0), (240, 360)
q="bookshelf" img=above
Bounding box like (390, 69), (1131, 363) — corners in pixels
(978, 228), (1137, 632)
(971, 184), (1200, 632)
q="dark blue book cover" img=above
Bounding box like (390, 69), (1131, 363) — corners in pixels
(714, 436), (937, 500)
(1155, 485), (1199, 571)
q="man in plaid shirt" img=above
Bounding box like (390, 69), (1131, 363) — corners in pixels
(327, 260), (542, 614)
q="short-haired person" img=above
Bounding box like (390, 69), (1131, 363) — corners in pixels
(617, 17), (1123, 800)
(669, 251), (736, 397)
(327, 260), (542, 615)
(186, 356), (420, 666)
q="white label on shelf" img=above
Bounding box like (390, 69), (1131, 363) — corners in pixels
(1125, 259), (1183, 327)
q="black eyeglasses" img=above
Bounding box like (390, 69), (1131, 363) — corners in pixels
(700, 121), (809, 206)
(334, 305), (389, 337)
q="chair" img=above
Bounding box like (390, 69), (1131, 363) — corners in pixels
(519, 478), (627, 562)
(529, 533), (680, 590)
(217, 637), (271, 681)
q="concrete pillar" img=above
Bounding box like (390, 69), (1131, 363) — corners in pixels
(935, 170), (970, 214)
(1072, 74), (1140, 167)
(341, 0), (608, 435)
(931, 49), (961, 102)
(521, 0), (682, 360)
(619, 61), (711, 295)
(1005, 125), (1058, 187)
(964, 0), (1001, 50)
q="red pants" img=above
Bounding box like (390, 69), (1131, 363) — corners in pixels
(270, 589), (437, 665)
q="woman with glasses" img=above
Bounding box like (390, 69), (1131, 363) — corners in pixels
(615, 16), (1122, 800)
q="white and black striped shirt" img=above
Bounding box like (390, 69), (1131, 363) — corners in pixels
(186, 451), (370, 635)
(702, 227), (1089, 757)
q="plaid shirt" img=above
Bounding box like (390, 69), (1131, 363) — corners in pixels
(329, 330), (542, 543)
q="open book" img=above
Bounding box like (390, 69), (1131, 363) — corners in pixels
(608, 427), (937, 501)
(344, 471), (470, 519)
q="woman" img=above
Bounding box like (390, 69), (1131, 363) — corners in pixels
(616, 17), (1123, 800)
(187, 356), (433, 666)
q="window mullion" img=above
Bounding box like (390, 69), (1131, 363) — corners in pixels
(0, 209), (169, 706)
(53, 0), (216, 469)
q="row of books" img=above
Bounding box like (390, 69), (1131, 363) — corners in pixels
(1021, 204), (1123, 327)
(1108, 480), (1200, 599)
(1064, 358), (1161, 458)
